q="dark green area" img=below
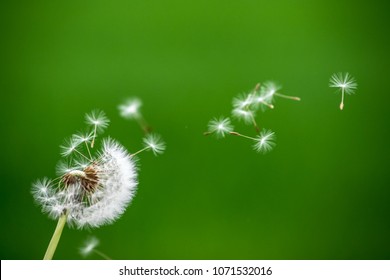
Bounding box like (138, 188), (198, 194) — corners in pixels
(1, 0), (389, 259)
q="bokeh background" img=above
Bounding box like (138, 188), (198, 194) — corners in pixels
(1, 0), (389, 260)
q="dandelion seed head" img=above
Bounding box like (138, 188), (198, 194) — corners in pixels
(207, 117), (234, 138)
(118, 98), (142, 119)
(253, 129), (276, 154)
(79, 236), (100, 257)
(34, 138), (138, 229)
(329, 72), (357, 95)
(143, 134), (166, 156)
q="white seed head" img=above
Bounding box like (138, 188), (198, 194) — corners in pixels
(79, 236), (99, 257)
(118, 98), (142, 119)
(85, 110), (110, 133)
(143, 133), (166, 156)
(253, 129), (276, 154)
(207, 117), (234, 138)
(329, 72), (357, 95)
(34, 138), (138, 229)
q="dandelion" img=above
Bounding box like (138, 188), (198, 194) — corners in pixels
(204, 117), (234, 138)
(118, 98), (151, 134)
(33, 137), (138, 259)
(329, 72), (357, 110)
(85, 110), (110, 147)
(79, 236), (111, 259)
(32, 109), (165, 260)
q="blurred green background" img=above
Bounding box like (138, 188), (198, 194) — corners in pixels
(1, 0), (389, 260)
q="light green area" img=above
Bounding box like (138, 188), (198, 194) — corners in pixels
(1, 0), (389, 259)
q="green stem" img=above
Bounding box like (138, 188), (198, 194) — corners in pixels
(43, 212), (68, 260)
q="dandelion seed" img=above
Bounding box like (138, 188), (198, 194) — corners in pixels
(118, 98), (152, 134)
(79, 236), (99, 257)
(60, 136), (81, 157)
(232, 108), (256, 124)
(329, 72), (357, 110)
(79, 236), (111, 259)
(253, 129), (276, 154)
(118, 98), (142, 120)
(232, 93), (254, 109)
(142, 133), (166, 156)
(206, 117), (234, 138)
(228, 129), (276, 154)
(85, 110), (110, 147)
(260, 81), (300, 103)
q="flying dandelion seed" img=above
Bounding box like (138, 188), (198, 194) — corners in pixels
(118, 98), (142, 120)
(141, 133), (166, 156)
(260, 81), (300, 103)
(79, 236), (111, 259)
(79, 236), (100, 258)
(229, 129), (276, 154)
(329, 72), (357, 110)
(252, 129), (276, 154)
(118, 98), (151, 134)
(204, 81), (298, 154)
(205, 117), (234, 138)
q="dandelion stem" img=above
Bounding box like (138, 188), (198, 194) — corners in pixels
(91, 125), (97, 148)
(275, 93), (301, 101)
(43, 212), (68, 260)
(84, 142), (93, 160)
(230, 131), (257, 141)
(203, 131), (213, 136)
(74, 149), (94, 163)
(340, 88), (345, 110)
(93, 249), (112, 260)
(130, 146), (149, 157)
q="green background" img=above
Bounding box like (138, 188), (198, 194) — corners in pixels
(1, 0), (389, 259)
